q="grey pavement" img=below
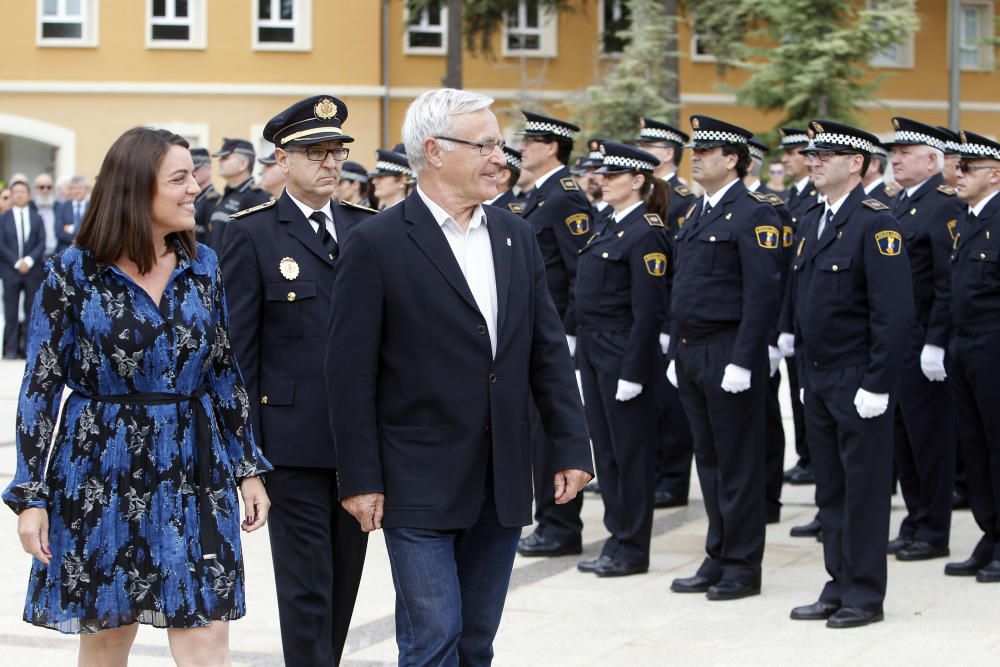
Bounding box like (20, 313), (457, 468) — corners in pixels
(0, 356), (997, 665)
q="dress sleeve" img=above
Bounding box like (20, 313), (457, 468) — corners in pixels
(205, 263), (273, 482)
(3, 256), (76, 514)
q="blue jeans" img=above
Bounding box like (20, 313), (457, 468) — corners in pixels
(383, 494), (521, 667)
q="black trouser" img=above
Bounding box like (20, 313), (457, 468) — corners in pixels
(2, 271), (41, 356)
(786, 358), (810, 468)
(529, 397), (583, 545)
(267, 466), (369, 667)
(676, 334), (767, 585)
(950, 331), (1000, 563)
(764, 369), (785, 519)
(577, 330), (656, 567)
(654, 354), (693, 499)
(805, 365), (893, 613)
(893, 326), (954, 546)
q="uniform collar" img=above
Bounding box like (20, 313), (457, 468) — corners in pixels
(971, 189), (1000, 217)
(533, 165), (565, 189)
(285, 188), (333, 221)
(704, 177), (740, 210)
(613, 200), (643, 223)
(863, 176), (885, 194)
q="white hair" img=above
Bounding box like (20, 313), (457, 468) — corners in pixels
(913, 143), (945, 170)
(402, 88), (495, 173)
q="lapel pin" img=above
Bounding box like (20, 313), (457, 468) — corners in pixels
(837, 231), (843, 239)
(279, 257), (300, 280)
(910, 208), (917, 215)
(725, 213), (732, 220)
(506, 237), (511, 246)
(617, 230), (624, 237)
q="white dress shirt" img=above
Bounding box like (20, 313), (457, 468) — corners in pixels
(863, 177), (885, 195)
(286, 190), (337, 241)
(970, 189), (1000, 217)
(11, 206), (32, 268)
(613, 200), (643, 223)
(36, 204), (56, 255)
(704, 177), (741, 212)
(532, 165), (564, 190)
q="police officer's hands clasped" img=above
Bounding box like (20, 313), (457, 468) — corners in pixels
(777, 332), (795, 358)
(666, 360), (678, 388)
(853, 388), (890, 419)
(614, 379), (643, 402)
(720, 364), (752, 393)
(768, 346), (782, 378)
(919, 344), (947, 382)
(342, 493), (385, 533)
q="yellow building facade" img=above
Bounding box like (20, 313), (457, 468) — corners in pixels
(0, 0), (997, 185)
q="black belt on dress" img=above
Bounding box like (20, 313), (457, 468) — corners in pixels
(72, 386), (220, 561)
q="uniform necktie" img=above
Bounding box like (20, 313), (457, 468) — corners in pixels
(894, 192), (910, 216)
(310, 211), (339, 261)
(818, 208), (833, 240)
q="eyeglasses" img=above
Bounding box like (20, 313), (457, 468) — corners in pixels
(810, 150), (856, 162)
(285, 146), (350, 162)
(957, 161), (998, 174)
(435, 136), (505, 156)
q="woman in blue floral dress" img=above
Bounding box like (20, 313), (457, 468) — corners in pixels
(3, 127), (272, 665)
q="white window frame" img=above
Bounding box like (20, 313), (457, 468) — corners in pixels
(598, 0), (630, 58)
(404, 1), (448, 55)
(146, 0), (206, 50)
(502, 0), (558, 59)
(37, 0), (99, 48)
(868, 0), (915, 69)
(253, 0), (312, 52)
(153, 122), (210, 153)
(690, 33), (717, 63)
(251, 123), (274, 163)
(957, 0), (994, 72)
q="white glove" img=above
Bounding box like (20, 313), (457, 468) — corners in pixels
(720, 364), (752, 393)
(799, 388), (804, 404)
(777, 332), (795, 357)
(854, 387), (889, 419)
(566, 335), (576, 357)
(615, 379), (643, 401)
(919, 344), (946, 382)
(659, 333), (670, 355)
(666, 360), (678, 388)
(768, 346), (781, 377)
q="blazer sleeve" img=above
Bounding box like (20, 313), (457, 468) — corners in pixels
(731, 205), (782, 369)
(924, 198), (961, 347)
(0, 215), (17, 266)
(621, 228), (668, 384)
(28, 212), (46, 263)
(554, 195), (591, 335)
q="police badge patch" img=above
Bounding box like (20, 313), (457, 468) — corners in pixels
(279, 257), (300, 280)
(644, 252), (667, 276)
(875, 230), (903, 256)
(565, 213), (590, 236)
(755, 225), (780, 249)
(783, 226), (794, 248)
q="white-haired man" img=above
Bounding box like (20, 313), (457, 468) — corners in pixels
(328, 89), (593, 666)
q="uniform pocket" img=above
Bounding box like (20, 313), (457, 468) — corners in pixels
(696, 231), (736, 275)
(264, 280), (317, 338)
(818, 255), (852, 298)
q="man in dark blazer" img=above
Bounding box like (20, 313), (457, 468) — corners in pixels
(0, 179), (46, 358)
(220, 95), (375, 667)
(328, 89), (593, 666)
(54, 175), (89, 253)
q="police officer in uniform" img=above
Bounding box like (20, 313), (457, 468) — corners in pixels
(637, 118), (694, 233)
(574, 141), (669, 577)
(789, 121), (912, 628)
(485, 145), (525, 214)
(581, 139), (615, 229)
(514, 111), (594, 557)
(191, 147), (220, 247)
(220, 95), (376, 666)
(883, 118), (960, 561)
(667, 116), (781, 600)
(257, 151), (288, 200)
(208, 138), (270, 251)
(862, 140), (895, 206)
(945, 130), (1000, 582)
(370, 148), (413, 210)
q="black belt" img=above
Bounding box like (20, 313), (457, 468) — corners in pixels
(72, 386), (220, 561)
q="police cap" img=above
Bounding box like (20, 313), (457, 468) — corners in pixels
(263, 95), (354, 147)
(637, 118), (689, 145)
(370, 149), (414, 178)
(885, 117), (950, 152)
(958, 130), (1000, 161)
(686, 116), (752, 148)
(212, 138), (256, 159)
(778, 127), (811, 149)
(803, 120), (877, 156)
(518, 110), (580, 142)
(594, 141), (660, 175)
(190, 147), (211, 167)
(340, 161), (369, 183)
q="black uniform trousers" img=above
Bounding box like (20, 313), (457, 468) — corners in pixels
(786, 359), (810, 468)
(676, 334), (767, 585)
(2, 270), (41, 357)
(893, 325), (954, 547)
(764, 369), (785, 520)
(806, 365), (893, 612)
(266, 466), (369, 666)
(654, 357), (694, 499)
(949, 330), (1000, 563)
(577, 330), (656, 567)
(529, 396), (583, 545)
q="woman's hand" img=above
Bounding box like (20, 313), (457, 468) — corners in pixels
(239, 477), (270, 532)
(17, 507), (51, 566)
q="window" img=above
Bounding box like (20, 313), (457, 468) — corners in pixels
(405, 1), (448, 55)
(958, 1), (993, 71)
(502, 0), (557, 58)
(37, 0), (98, 47)
(600, 0), (631, 55)
(253, 0), (311, 51)
(147, 0), (206, 49)
(690, 34), (716, 63)
(868, 0), (915, 68)
(154, 122), (210, 152)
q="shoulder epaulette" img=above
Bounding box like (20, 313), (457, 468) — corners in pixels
(644, 213), (664, 227)
(341, 200), (378, 214)
(230, 198), (276, 218)
(862, 198), (890, 211)
(766, 194), (785, 207)
(507, 202), (524, 214)
(674, 185), (692, 197)
(747, 190), (771, 203)
(560, 177), (579, 192)
(937, 184), (956, 196)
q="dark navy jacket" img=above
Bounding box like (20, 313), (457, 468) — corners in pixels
(950, 191), (1000, 335)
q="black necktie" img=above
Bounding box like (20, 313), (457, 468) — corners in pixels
(818, 208), (833, 240)
(894, 192), (910, 216)
(74, 202), (82, 225)
(310, 211), (339, 261)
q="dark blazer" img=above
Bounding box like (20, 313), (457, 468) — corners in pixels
(489, 189), (525, 215)
(0, 208), (46, 277)
(950, 191), (1000, 334)
(866, 180), (896, 207)
(54, 200), (85, 253)
(328, 191), (593, 530)
(220, 191), (374, 468)
(664, 173), (695, 233)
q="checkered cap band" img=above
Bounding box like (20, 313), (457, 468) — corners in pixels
(692, 130), (747, 144)
(893, 130), (945, 152)
(640, 128), (687, 144)
(961, 141), (1000, 161)
(780, 133), (810, 147)
(588, 150), (603, 160)
(943, 140), (961, 153)
(523, 120), (577, 139)
(812, 132), (874, 154)
(375, 160), (414, 177)
(749, 146), (766, 161)
(504, 153), (522, 170)
(603, 154), (656, 172)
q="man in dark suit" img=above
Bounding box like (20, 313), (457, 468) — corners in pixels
(0, 179), (46, 358)
(207, 138), (269, 251)
(328, 88), (593, 666)
(54, 175), (89, 253)
(220, 95), (375, 667)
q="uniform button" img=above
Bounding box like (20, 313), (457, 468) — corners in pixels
(260, 395), (269, 405)
(981, 252), (987, 260)
(709, 235), (716, 242)
(485, 425), (491, 433)
(601, 252), (609, 258)
(832, 265), (838, 272)
(287, 292), (296, 302)
(489, 373), (497, 384)
(813, 362), (819, 367)
(477, 325), (487, 335)
(681, 338), (688, 344)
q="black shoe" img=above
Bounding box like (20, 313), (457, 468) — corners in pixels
(945, 556), (990, 577)
(706, 580), (760, 601)
(577, 555), (613, 573)
(951, 491), (970, 510)
(785, 465), (816, 485)
(593, 558), (648, 578)
(791, 600), (840, 620)
(976, 559), (1000, 583)
(654, 490), (688, 508)
(670, 573), (717, 593)
(816, 529), (824, 543)
(826, 607), (884, 629)
(790, 518), (822, 538)
(583, 480), (601, 495)
(2, 353), (18, 360)
(516, 532), (582, 557)
(896, 541), (949, 561)
(886, 536), (914, 555)
(766, 508), (781, 525)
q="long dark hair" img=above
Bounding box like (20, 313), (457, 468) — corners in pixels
(75, 127), (196, 274)
(639, 173), (670, 221)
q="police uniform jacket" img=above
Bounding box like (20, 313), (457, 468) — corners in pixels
(866, 180), (896, 207)
(894, 173), (961, 347)
(669, 179), (782, 370)
(220, 191), (374, 468)
(786, 179), (820, 226)
(664, 173), (695, 233)
(950, 191), (1000, 335)
(520, 166), (592, 333)
(792, 184), (913, 393)
(327, 192), (593, 530)
(489, 189), (525, 216)
(208, 178), (270, 249)
(194, 184), (221, 246)
(575, 203), (670, 385)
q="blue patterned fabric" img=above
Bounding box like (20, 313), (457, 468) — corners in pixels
(3, 242), (271, 634)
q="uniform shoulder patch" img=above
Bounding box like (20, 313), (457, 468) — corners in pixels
(766, 194), (785, 207)
(747, 190), (771, 203)
(507, 202), (525, 215)
(564, 212), (590, 236)
(674, 185), (692, 197)
(875, 230), (903, 256)
(644, 252), (667, 276)
(230, 198), (276, 218)
(755, 225), (780, 249)
(341, 200), (378, 214)
(560, 177), (579, 192)
(644, 213), (664, 227)
(862, 198), (889, 211)
(937, 184), (956, 196)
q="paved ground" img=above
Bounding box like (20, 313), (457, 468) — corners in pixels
(0, 355), (997, 666)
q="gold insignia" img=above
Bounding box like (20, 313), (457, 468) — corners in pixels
(674, 185), (692, 197)
(813, 121), (824, 134)
(946, 219), (957, 241)
(644, 252), (668, 276)
(767, 194), (784, 207)
(960, 130), (968, 143)
(892, 118), (901, 130)
(861, 198), (889, 211)
(747, 191), (770, 203)
(644, 213), (664, 227)
(725, 212), (732, 220)
(599, 144), (607, 155)
(677, 216), (686, 228)
(341, 200), (377, 214)
(279, 257), (300, 280)
(230, 198), (277, 218)
(783, 226), (794, 248)
(685, 203), (697, 220)
(756, 225), (780, 249)
(640, 118), (646, 128)
(806, 128), (815, 140)
(314, 98), (338, 120)
(797, 237), (805, 257)
(911, 208), (917, 215)
(507, 202), (524, 214)
(937, 184), (956, 196)
(560, 177), (579, 191)
(692, 117), (700, 129)
(565, 212), (590, 235)
(875, 230), (903, 256)
(590, 140), (599, 151)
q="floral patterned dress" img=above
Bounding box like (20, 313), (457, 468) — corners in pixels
(2, 242), (271, 634)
